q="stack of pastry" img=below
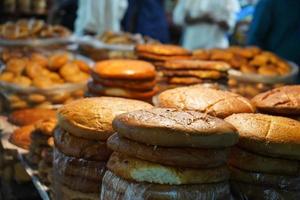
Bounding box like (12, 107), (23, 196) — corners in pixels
(101, 108), (239, 199)
(53, 97), (152, 200)
(89, 60), (158, 101)
(155, 85), (255, 118)
(225, 113), (300, 199)
(155, 59), (230, 87)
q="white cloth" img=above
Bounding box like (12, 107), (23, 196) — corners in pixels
(75, 0), (128, 35)
(173, 0), (240, 50)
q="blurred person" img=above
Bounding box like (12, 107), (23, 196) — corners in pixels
(122, 0), (170, 43)
(248, 0), (300, 65)
(75, 0), (128, 35)
(173, 0), (240, 49)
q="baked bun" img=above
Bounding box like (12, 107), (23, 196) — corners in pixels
(137, 52), (192, 61)
(231, 181), (300, 200)
(107, 152), (229, 185)
(54, 128), (112, 161)
(57, 97), (152, 140)
(156, 60), (230, 71)
(229, 147), (300, 175)
(53, 149), (106, 181)
(107, 133), (229, 168)
(87, 82), (158, 100)
(225, 113), (300, 160)
(156, 85), (255, 118)
(136, 44), (190, 56)
(8, 108), (56, 126)
(113, 108), (238, 148)
(102, 170), (231, 200)
(93, 60), (156, 80)
(230, 166), (300, 191)
(252, 85), (300, 115)
(9, 124), (35, 149)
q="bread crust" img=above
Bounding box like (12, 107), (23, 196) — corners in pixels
(57, 97), (152, 140)
(225, 113), (300, 160)
(107, 152), (229, 185)
(136, 44), (190, 56)
(156, 85), (255, 118)
(113, 108), (238, 148)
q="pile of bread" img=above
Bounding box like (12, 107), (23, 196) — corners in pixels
(0, 49), (89, 110)
(134, 44), (233, 89)
(89, 60), (158, 101)
(8, 108), (57, 186)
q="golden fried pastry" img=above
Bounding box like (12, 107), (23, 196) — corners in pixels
(25, 61), (44, 78)
(32, 77), (52, 88)
(0, 72), (14, 82)
(48, 92), (70, 104)
(59, 62), (80, 77)
(167, 77), (203, 85)
(12, 76), (32, 87)
(192, 49), (211, 60)
(249, 54), (269, 66)
(30, 53), (48, 67)
(240, 65), (257, 74)
(27, 94), (47, 104)
(9, 124), (35, 149)
(210, 50), (233, 61)
(71, 89), (84, 98)
(48, 72), (64, 84)
(48, 53), (70, 70)
(73, 60), (90, 73)
(65, 72), (89, 83)
(258, 65), (279, 76)
(6, 58), (27, 75)
(10, 99), (28, 110)
(35, 101), (52, 109)
(229, 55), (248, 69)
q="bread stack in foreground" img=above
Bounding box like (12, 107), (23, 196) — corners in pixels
(101, 108), (238, 200)
(53, 97), (152, 200)
(225, 113), (300, 199)
(156, 85), (255, 118)
(89, 60), (158, 101)
(252, 85), (300, 117)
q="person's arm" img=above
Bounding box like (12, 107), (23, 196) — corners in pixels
(173, 0), (186, 26)
(247, 0), (273, 47)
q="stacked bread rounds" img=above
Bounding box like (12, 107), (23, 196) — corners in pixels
(101, 108), (239, 200)
(89, 60), (158, 101)
(53, 97), (152, 200)
(156, 85), (255, 118)
(225, 113), (300, 199)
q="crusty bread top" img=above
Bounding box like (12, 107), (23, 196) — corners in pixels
(156, 60), (230, 71)
(113, 108), (236, 137)
(93, 59), (156, 80)
(57, 97), (153, 136)
(225, 113), (300, 145)
(156, 85), (255, 118)
(136, 44), (190, 56)
(252, 85), (300, 115)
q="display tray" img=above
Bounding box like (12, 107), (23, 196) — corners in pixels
(0, 36), (73, 47)
(0, 116), (50, 200)
(228, 62), (299, 84)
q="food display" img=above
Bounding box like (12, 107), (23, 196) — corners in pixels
(193, 46), (297, 98)
(0, 19), (71, 40)
(9, 124), (35, 149)
(225, 113), (300, 199)
(89, 60), (158, 101)
(0, 49), (91, 110)
(101, 108), (238, 199)
(155, 85), (255, 118)
(53, 97), (152, 200)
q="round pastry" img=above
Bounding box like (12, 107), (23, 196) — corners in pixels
(156, 85), (255, 118)
(136, 44), (190, 56)
(225, 113), (300, 160)
(8, 108), (56, 126)
(93, 59), (156, 80)
(137, 52), (192, 61)
(54, 128), (112, 161)
(57, 97), (153, 140)
(156, 60), (230, 71)
(107, 133), (229, 168)
(113, 108), (238, 148)
(102, 170), (231, 200)
(229, 147), (300, 175)
(252, 85), (300, 115)
(107, 152), (229, 185)
(9, 124), (35, 149)
(53, 149), (106, 181)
